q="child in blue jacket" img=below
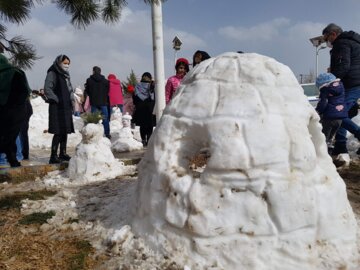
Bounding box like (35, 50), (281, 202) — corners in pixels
(315, 73), (347, 153)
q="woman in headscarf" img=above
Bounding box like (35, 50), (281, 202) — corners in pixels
(192, 50), (211, 67)
(44, 54), (74, 164)
(133, 72), (155, 146)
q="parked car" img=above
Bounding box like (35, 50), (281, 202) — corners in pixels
(301, 83), (319, 107)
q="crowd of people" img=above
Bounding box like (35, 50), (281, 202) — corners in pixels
(0, 49), (210, 167)
(1, 22), (360, 168)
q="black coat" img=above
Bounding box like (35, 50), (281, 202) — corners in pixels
(0, 72), (29, 162)
(45, 65), (74, 134)
(330, 31), (360, 90)
(133, 95), (154, 127)
(84, 74), (109, 107)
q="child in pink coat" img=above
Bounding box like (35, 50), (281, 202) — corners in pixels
(165, 58), (189, 104)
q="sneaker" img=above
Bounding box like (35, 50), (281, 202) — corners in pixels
(333, 153), (350, 168)
(331, 145), (348, 156)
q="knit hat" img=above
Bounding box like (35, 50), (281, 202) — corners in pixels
(316, 73), (337, 89)
(175, 58), (190, 72)
(176, 58), (189, 66)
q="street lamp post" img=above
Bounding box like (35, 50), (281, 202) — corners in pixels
(309, 35), (327, 79)
(315, 44), (327, 78)
(172, 36), (182, 68)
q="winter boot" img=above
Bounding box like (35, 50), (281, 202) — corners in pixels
(59, 135), (71, 161)
(49, 135), (61, 164)
(331, 142), (348, 156)
(59, 146), (71, 161)
(49, 154), (61, 164)
(59, 151), (71, 161)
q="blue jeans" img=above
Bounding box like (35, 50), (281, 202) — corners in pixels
(91, 105), (110, 136)
(334, 87), (360, 153)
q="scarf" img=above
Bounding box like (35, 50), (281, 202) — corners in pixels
(135, 81), (151, 101)
(50, 55), (74, 100)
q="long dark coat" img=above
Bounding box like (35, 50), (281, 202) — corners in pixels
(0, 54), (30, 162)
(44, 64), (74, 135)
(133, 81), (155, 127)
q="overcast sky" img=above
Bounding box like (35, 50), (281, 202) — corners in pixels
(5, 0), (360, 89)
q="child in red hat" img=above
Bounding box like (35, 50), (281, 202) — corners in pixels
(165, 58), (189, 104)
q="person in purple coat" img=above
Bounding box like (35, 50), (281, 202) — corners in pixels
(315, 73), (347, 153)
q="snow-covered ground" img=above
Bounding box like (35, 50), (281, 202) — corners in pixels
(11, 53), (360, 269)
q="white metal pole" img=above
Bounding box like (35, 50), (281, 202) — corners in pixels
(151, 1), (166, 123)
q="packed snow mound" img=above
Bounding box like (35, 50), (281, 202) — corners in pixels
(29, 97), (82, 149)
(112, 127), (143, 152)
(132, 52), (359, 269)
(110, 107), (123, 132)
(112, 113), (143, 152)
(68, 123), (126, 183)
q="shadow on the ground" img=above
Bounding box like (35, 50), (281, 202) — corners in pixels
(74, 177), (138, 230)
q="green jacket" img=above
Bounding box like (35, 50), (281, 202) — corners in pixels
(0, 54), (31, 106)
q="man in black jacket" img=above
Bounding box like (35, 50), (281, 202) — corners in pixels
(84, 66), (111, 138)
(322, 23), (360, 156)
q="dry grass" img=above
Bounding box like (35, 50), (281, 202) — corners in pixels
(0, 189), (57, 210)
(0, 209), (107, 270)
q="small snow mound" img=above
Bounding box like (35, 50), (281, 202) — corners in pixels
(112, 113), (143, 152)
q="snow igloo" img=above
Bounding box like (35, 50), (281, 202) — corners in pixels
(132, 52), (358, 269)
